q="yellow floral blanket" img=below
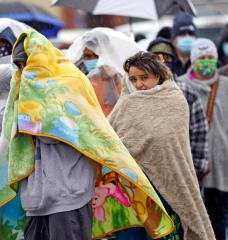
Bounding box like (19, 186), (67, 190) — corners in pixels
(0, 31), (174, 239)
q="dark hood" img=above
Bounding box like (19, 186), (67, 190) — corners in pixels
(0, 27), (17, 47)
(13, 38), (28, 66)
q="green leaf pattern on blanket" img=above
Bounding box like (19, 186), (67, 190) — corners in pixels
(77, 116), (123, 164)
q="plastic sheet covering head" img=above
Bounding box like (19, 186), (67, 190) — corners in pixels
(65, 28), (143, 116)
(65, 27), (143, 76)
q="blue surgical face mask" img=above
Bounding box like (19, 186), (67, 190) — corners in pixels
(176, 36), (195, 53)
(222, 42), (228, 56)
(83, 59), (98, 73)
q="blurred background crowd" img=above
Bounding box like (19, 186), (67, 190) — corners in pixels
(1, 0), (228, 73)
(0, 0), (227, 51)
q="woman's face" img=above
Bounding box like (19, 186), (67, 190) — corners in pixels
(128, 66), (160, 90)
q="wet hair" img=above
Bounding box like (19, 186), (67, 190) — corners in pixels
(123, 51), (173, 84)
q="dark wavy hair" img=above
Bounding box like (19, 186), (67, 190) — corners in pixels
(123, 51), (173, 85)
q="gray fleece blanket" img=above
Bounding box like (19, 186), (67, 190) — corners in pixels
(109, 79), (215, 240)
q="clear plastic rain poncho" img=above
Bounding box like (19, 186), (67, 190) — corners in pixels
(65, 27), (143, 116)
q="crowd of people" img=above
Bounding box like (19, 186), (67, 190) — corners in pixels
(0, 11), (228, 240)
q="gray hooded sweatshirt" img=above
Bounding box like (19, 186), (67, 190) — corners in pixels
(20, 137), (96, 216)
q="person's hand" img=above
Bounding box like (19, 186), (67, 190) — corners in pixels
(205, 162), (212, 175)
(197, 162), (212, 181)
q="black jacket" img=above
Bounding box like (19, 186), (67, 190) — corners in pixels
(173, 57), (191, 76)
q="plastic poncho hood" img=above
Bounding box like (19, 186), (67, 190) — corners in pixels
(65, 27), (143, 75)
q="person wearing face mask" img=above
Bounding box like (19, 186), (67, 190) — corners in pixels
(76, 47), (99, 75)
(148, 38), (210, 182)
(147, 38), (175, 72)
(179, 38), (228, 240)
(171, 12), (196, 76)
(73, 45), (122, 117)
(76, 46), (122, 117)
(66, 28), (142, 117)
